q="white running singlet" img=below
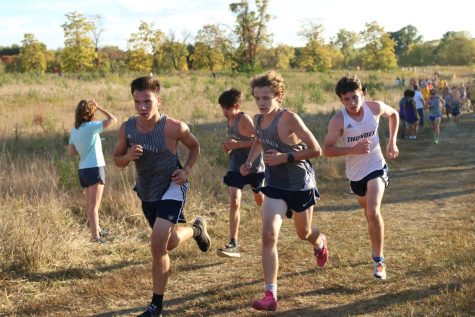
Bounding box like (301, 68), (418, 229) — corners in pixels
(341, 102), (386, 181)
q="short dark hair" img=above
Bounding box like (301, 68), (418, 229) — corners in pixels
(413, 85), (419, 90)
(218, 88), (242, 109)
(335, 75), (362, 98)
(404, 89), (415, 98)
(131, 76), (160, 95)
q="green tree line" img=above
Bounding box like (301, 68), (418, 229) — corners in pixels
(1, 0), (474, 74)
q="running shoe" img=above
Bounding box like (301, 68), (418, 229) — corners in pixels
(193, 217), (211, 252)
(373, 261), (387, 280)
(314, 234), (329, 267)
(217, 243), (240, 258)
(137, 303), (162, 317)
(251, 290), (277, 311)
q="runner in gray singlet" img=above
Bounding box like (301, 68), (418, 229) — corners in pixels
(240, 70), (329, 312)
(113, 76), (211, 317)
(217, 88), (265, 258)
(125, 114), (182, 202)
(256, 109), (316, 191)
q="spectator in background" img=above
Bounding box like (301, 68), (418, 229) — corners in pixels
(68, 99), (117, 243)
(413, 85), (425, 129)
(401, 89), (420, 140)
(427, 89), (444, 144)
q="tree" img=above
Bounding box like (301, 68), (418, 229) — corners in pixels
(60, 12), (96, 72)
(360, 21), (397, 70)
(332, 29), (360, 67)
(191, 24), (233, 72)
(0, 45), (20, 56)
(389, 25), (423, 56)
(46, 49), (62, 74)
(101, 46), (127, 72)
(435, 32), (475, 65)
(229, 0), (272, 70)
(297, 22), (338, 72)
(89, 15), (104, 51)
(89, 14), (105, 68)
(258, 45), (295, 70)
(127, 21), (165, 72)
(126, 47), (152, 72)
(19, 33), (47, 73)
(157, 32), (189, 71)
(399, 42), (436, 66)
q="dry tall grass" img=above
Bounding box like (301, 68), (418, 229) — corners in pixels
(0, 67), (474, 316)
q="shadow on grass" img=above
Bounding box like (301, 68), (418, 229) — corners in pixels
(90, 268), (319, 316)
(271, 280), (467, 317)
(174, 260), (226, 273)
(4, 259), (145, 282)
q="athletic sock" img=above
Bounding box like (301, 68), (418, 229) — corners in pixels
(265, 284), (277, 299)
(229, 238), (237, 247)
(373, 256), (384, 263)
(151, 293), (164, 311)
(315, 238), (324, 250)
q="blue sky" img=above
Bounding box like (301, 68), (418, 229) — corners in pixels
(1, 0), (473, 50)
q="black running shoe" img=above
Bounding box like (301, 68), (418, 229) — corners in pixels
(193, 216), (211, 252)
(137, 303), (162, 317)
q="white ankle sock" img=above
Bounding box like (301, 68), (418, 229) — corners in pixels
(265, 284), (277, 299)
(316, 238), (324, 250)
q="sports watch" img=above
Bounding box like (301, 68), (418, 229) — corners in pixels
(287, 152), (295, 163)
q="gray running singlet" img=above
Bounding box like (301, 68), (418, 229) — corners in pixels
(227, 112), (264, 173)
(125, 114), (181, 201)
(256, 109), (316, 191)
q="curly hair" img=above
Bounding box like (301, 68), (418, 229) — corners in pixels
(75, 99), (96, 129)
(335, 74), (363, 98)
(250, 70), (286, 100)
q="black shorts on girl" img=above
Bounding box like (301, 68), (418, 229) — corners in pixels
(223, 171), (265, 193)
(259, 186), (320, 212)
(140, 182), (188, 228)
(350, 165), (389, 197)
(78, 166), (105, 188)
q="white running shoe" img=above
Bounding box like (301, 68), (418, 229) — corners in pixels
(373, 261), (387, 280)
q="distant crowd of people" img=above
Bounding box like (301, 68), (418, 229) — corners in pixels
(398, 73), (472, 144)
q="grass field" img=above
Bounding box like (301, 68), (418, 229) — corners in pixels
(0, 68), (474, 316)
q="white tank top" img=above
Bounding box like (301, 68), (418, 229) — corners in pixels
(341, 102), (386, 181)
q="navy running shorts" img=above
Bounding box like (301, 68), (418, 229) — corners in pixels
(142, 200), (187, 228)
(350, 165), (389, 197)
(78, 166), (105, 188)
(259, 186), (320, 212)
(223, 171), (265, 193)
(140, 182), (189, 227)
